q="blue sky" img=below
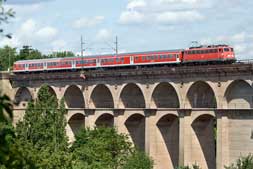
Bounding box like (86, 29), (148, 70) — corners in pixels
(1, 0), (253, 59)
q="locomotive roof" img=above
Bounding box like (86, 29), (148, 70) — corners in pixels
(14, 49), (183, 63)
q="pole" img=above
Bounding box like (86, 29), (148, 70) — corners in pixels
(115, 36), (118, 55)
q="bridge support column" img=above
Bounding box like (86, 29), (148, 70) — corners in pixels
(216, 111), (229, 169)
(179, 110), (192, 167)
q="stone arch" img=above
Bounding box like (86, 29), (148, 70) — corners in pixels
(37, 85), (57, 98)
(90, 84), (114, 108)
(95, 113), (114, 127)
(64, 85), (85, 108)
(14, 87), (32, 107)
(225, 80), (253, 108)
(68, 113), (85, 136)
(151, 82), (179, 108)
(125, 113), (145, 150)
(187, 81), (217, 108)
(119, 83), (145, 108)
(156, 114), (179, 168)
(191, 114), (216, 169)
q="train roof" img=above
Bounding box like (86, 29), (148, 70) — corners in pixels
(14, 49), (183, 64)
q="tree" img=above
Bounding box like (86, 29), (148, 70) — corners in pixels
(71, 127), (153, 169)
(48, 51), (75, 58)
(0, 92), (12, 123)
(16, 85), (71, 169)
(18, 46), (43, 60)
(0, 0), (15, 38)
(122, 150), (153, 169)
(0, 46), (17, 71)
(225, 154), (253, 169)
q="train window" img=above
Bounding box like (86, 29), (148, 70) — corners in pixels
(121, 58), (124, 62)
(231, 48), (234, 52)
(224, 48), (229, 52)
(214, 49), (218, 53)
(151, 56), (154, 60)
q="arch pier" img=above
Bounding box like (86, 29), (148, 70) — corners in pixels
(9, 64), (253, 169)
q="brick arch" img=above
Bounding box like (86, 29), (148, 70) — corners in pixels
(187, 81), (217, 108)
(64, 85), (85, 108)
(191, 114), (216, 169)
(14, 87), (32, 107)
(151, 82), (180, 108)
(125, 113), (145, 150)
(225, 79), (253, 109)
(119, 83), (146, 108)
(68, 113), (85, 136)
(156, 114), (179, 168)
(95, 113), (114, 127)
(89, 84), (114, 108)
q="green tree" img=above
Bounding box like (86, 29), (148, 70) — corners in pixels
(225, 154), (253, 169)
(0, 92), (12, 123)
(122, 150), (153, 169)
(0, 0), (15, 38)
(16, 85), (71, 169)
(71, 127), (153, 169)
(48, 51), (75, 58)
(0, 46), (17, 71)
(18, 46), (43, 60)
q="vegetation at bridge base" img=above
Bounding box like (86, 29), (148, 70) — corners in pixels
(225, 154), (253, 169)
(0, 85), (153, 168)
(71, 127), (153, 169)
(176, 164), (200, 169)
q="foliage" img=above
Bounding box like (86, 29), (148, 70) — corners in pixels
(122, 150), (153, 169)
(0, 92), (12, 123)
(15, 84), (70, 168)
(0, 46), (17, 71)
(176, 164), (200, 169)
(18, 46), (44, 60)
(0, 0), (15, 38)
(225, 154), (253, 169)
(48, 51), (75, 58)
(71, 127), (133, 169)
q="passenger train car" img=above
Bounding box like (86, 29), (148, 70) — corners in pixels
(13, 45), (235, 73)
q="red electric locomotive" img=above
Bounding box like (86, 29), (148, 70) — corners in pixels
(13, 45), (235, 73)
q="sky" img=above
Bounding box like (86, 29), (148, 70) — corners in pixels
(1, 0), (253, 59)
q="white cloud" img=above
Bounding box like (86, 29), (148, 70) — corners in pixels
(119, 10), (145, 24)
(156, 11), (204, 24)
(73, 16), (104, 28)
(20, 19), (36, 34)
(127, 0), (146, 10)
(51, 39), (67, 51)
(0, 36), (20, 47)
(95, 29), (112, 41)
(36, 26), (58, 39)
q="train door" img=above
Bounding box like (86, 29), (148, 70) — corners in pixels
(176, 54), (180, 62)
(25, 64), (28, 71)
(97, 58), (101, 67)
(72, 60), (76, 69)
(43, 62), (47, 70)
(130, 56), (134, 64)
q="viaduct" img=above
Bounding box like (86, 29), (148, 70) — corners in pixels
(1, 63), (253, 169)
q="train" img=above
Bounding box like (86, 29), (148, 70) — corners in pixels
(13, 45), (235, 73)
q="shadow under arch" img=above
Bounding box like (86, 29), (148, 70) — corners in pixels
(156, 114), (179, 168)
(14, 87), (32, 107)
(225, 80), (253, 109)
(90, 84), (114, 108)
(119, 83), (145, 108)
(151, 82), (180, 108)
(64, 85), (85, 108)
(125, 113), (145, 150)
(95, 113), (114, 127)
(192, 114), (216, 169)
(187, 81), (217, 108)
(68, 113), (85, 136)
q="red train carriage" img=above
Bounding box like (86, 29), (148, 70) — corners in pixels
(12, 45), (235, 73)
(183, 45), (235, 63)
